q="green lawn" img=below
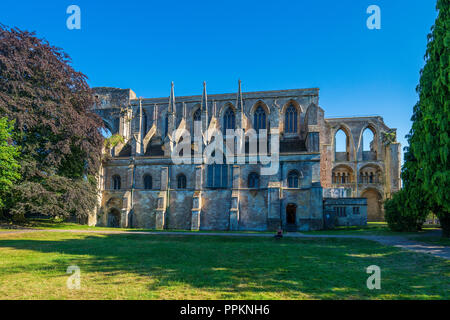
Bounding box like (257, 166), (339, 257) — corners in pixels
(9, 219), (442, 237)
(11, 218), (273, 234)
(303, 222), (441, 236)
(409, 236), (450, 247)
(0, 231), (448, 299)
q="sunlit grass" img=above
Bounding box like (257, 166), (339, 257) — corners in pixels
(0, 231), (448, 300)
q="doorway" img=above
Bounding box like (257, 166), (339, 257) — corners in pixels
(286, 203), (297, 225)
(107, 208), (121, 228)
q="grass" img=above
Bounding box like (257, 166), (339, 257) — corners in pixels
(9, 219), (443, 237)
(303, 222), (442, 236)
(409, 236), (450, 247)
(0, 231), (449, 299)
(12, 219), (274, 234)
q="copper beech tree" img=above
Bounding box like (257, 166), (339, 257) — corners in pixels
(0, 25), (104, 221)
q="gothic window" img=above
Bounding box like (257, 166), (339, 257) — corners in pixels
(164, 113), (169, 136)
(248, 172), (260, 189)
(177, 174), (187, 189)
(285, 104), (297, 133)
(207, 164), (229, 188)
(143, 174), (152, 189)
(193, 108), (201, 122)
(223, 107), (236, 130)
(287, 170), (299, 188)
(143, 110), (148, 133)
(112, 175), (121, 190)
(253, 105), (267, 131)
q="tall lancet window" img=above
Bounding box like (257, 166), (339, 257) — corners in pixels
(164, 113), (169, 136)
(285, 104), (297, 133)
(253, 105), (267, 131)
(193, 108), (201, 122)
(142, 111), (148, 134)
(223, 107), (236, 130)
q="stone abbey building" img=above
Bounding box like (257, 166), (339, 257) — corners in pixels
(91, 82), (401, 231)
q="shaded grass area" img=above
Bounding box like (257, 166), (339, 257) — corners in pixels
(0, 231), (448, 299)
(4, 219), (442, 237)
(409, 236), (450, 247)
(7, 218), (273, 234)
(303, 222), (441, 236)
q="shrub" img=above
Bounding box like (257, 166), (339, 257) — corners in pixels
(384, 189), (428, 232)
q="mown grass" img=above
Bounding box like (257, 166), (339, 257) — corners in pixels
(303, 222), (441, 236)
(7, 219), (441, 237)
(12, 219), (273, 234)
(409, 236), (450, 247)
(0, 231), (448, 300)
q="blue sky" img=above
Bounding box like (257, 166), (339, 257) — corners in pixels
(0, 0), (439, 155)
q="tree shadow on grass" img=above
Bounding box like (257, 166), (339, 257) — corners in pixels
(0, 233), (449, 299)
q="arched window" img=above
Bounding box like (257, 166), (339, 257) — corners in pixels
(335, 128), (350, 161)
(248, 172), (260, 189)
(143, 174), (152, 189)
(143, 110), (148, 134)
(285, 104), (297, 133)
(164, 113), (169, 136)
(223, 107), (236, 130)
(287, 170), (299, 188)
(193, 108), (201, 122)
(112, 175), (121, 190)
(362, 127), (377, 160)
(253, 105), (266, 132)
(207, 164), (229, 188)
(177, 174), (187, 189)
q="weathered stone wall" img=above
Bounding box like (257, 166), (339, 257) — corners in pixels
(94, 85), (399, 230)
(323, 197), (367, 226)
(322, 117), (401, 221)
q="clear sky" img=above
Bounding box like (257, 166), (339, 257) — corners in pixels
(0, 0), (439, 156)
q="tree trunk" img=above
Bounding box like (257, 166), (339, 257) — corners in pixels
(439, 213), (450, 238)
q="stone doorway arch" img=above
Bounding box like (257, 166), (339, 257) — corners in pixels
(361, 189), (383, 221)
(107, 208), (121, 228)
(286, 203), (297, 225)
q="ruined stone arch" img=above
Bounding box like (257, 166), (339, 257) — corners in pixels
(332, 164), (355, 184)
(361, 187), (383, 222)
(107, 207), (121, 228)
(357, 122), (379, 160)
(359, 163), (383, 184)
(106, 196), (123, 209)
(331, 124), (356, 162)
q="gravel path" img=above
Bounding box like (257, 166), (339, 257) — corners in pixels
(1, 228), (449, 260)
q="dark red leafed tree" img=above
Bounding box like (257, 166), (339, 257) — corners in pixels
(0, 25), (104, 221)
